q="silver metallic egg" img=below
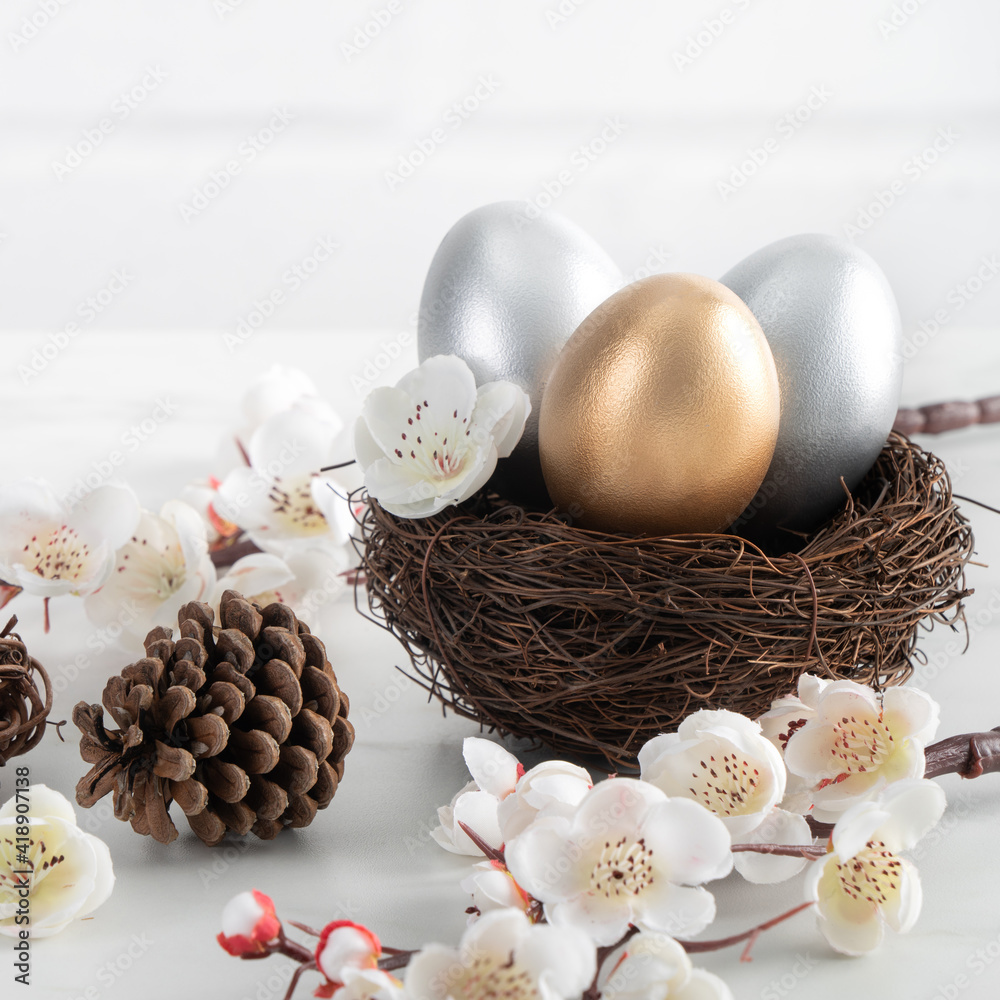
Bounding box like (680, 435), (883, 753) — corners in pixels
(720, 233), (903, 545)
(417, 201), (623, 507)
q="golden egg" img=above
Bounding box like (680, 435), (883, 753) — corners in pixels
(538, 273), (780, 535)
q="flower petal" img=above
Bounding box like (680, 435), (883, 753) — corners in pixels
(874, 778), (947, 853)
(396, 354), (478, 423)
(634, 880), (717, 939)
(462, 738), (520, 799)
(471, 381), (531, 459)
(247, 407), (338, 478)
(733, 809), (814, 884)
(70, 483), (141, 551)
(640, 797), (733, 886)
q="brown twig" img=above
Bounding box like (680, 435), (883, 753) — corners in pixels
(894, 395), (1000, 435)
(924, 727), (1000, 779)
(731, 842), (826, 860)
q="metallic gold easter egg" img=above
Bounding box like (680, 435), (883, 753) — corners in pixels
(538, 273), (780, 535)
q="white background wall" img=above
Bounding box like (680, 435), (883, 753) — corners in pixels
(2, 0), (999, 347)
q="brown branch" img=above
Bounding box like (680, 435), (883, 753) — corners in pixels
(210, 534), (262, 569)
(731, 842), (826, 860)
(894, 395), (1000, 435)
(924, 727), (1000, 779)
(682, 901), (815, 959)
(457, 820), (507, 865)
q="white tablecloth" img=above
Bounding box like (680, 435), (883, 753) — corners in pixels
(3, 329), (1000, 1000)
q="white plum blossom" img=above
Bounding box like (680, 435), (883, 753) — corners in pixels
(431, 738), (522, 856)
(211, 547), (350, 630)
(497, 759), (593, 842)
(216, 407), (355, 558)
(638, 711), (787, 837)
(505, 779), (732, 947)
(178, 478), (240, 548)
(83, 500), (216, 639)
(354, 355), (530, 518)
(460, 860), (533, 921)
(237, 365), (342, 443)
(729, 806), (815, 885)
(0, 785), (115, 938)
(638, 710), (812, 884)
(596, 932), (734, 1000)
(404, 907), (595, 1000)
(0, 479), (139, 598)
(805, 778), (946, 955)
(775, 678), (940, 823)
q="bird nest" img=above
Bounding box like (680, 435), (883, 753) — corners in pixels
(358, 434), (974, 766)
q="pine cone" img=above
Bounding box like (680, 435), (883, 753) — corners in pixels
(0, 615), (53, 764)
(73, 591), (354, 846)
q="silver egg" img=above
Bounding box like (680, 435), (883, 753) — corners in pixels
(417, 201), (623, 507)
(720, 233), (903, 545)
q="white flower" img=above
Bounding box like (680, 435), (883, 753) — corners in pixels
(805, 778), (946, 955)
(211, 548), (350, 630)
(0, 480), (139, 598)
(638, 710), (811, 884)
(404, 907), (595, 1000)
(354, 355), (530, 518)
(178, 478), (240, 547)
(83, 500), (216, 639)
(757, 673), (830, 814)
(638, 710), (787, 838)
(779, 679), (940, 823)
(240, 365), (341, 434)
(461, 860), (533, 920)
(216, 407), (355, 557)
(730, 807), (815, 885)
(596, 932), (734, 1000)
(505, 779), (732, 947)
(497, 759), (593, 842)
(329, 969), (403, 1000)
(431, 738), (522, 856)
(0, 784), (114, 938)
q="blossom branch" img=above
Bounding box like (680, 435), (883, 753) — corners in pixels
(682, 901), (816, 959)
(731, 842), (826, 860)
(924, 727), (1000, 779)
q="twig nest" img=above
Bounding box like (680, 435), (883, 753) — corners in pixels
(360, 434), (973, 766)
(0, 616), (53, 765)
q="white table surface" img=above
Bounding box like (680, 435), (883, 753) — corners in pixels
(3, 329), (1000, 1000)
